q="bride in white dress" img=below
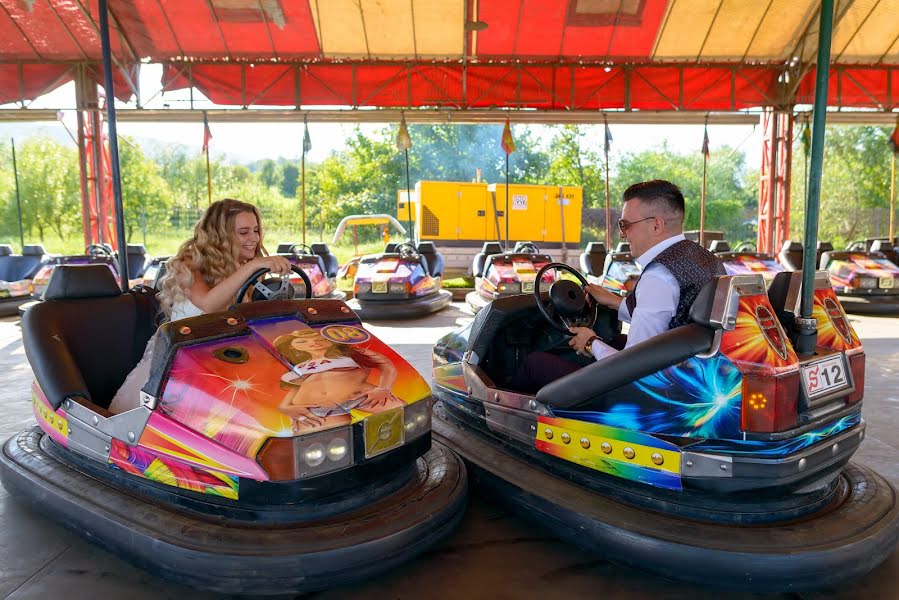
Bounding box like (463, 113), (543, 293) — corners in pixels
(108, 198), (293, 413)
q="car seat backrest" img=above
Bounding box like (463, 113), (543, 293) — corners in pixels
(614, 242), (631, 253)
(0, 245), (12, 256)
(310, 243), (339, 278)
(767, 271), (801, 334)
(276, 242), (295, 254)
(779, 240), (803, 270)
(473, 242), (504, 277)
(709, 240), (731, 253)
(125, 244), (149, 278)
(417, 242), (444, 277)
(384, 242), (398, 253)
(22, 265), (160, 410)
(579, 242), (607, 276)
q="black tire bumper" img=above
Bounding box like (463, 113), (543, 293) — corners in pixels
(432, 403), (899, 593)
(348, 289), (452, 320)
(0, 427), (468, 595)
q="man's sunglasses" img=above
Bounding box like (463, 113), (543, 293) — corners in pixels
(617, 216), (656, 233)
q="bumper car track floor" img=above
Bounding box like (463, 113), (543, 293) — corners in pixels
(0, 302), (898, 599)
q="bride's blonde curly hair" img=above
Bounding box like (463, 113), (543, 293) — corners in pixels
(158, 199), (266, 319)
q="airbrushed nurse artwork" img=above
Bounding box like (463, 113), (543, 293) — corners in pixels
(156, 316), (430, 459)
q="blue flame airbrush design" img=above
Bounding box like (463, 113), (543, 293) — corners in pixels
(554, 355), (744, 440)
(690, 413), (863, 455)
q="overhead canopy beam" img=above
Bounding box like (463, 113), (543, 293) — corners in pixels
(2, 107), (898, 126)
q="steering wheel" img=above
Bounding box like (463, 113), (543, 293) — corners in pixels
(515, 242), (540, 254)
(395, 242), (419, 258)
(734, 241), (757, 252)
(234, 264), (312, 304)
(533, 262), (597, 336)
(86, 243), (114, 257)
(846, 240), (866, 252)
(286, 243), (314, 256)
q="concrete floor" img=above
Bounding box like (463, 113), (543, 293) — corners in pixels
(0, 303), (897, 599)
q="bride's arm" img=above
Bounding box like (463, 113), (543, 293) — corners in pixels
(183, 255), (292, 313)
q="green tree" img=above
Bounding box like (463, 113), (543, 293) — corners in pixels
(119, 137), (174, 242)
(789, 125), (893, 248)
(546, 125), (602, 207)
(612, 144), (757, 243)
(14, 137), (80, 244)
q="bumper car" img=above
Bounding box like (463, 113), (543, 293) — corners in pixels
(711, 240), (785, 286)
(140, 254), (170, 289)
(0, 244), (48, 317)
(591, 241), (641, 296)
(466, 241), (556, 313)
(781, 240), (899, 314)
(0, 263), (467, 594)
(276, 242), (346, 301)
(18, 243), (119, 316)
(347, 241), (452, 320)
(432, 264), (899, 592)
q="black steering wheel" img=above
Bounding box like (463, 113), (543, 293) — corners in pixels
(735, 241), (757, 252)
(286, 243), (314, 256)
(515, 242), (540, 254)
(395, 242), (419, 258)
(533, 262), (597, 335)
(86, 243), (114, 257)
(234, 264), (312, 304)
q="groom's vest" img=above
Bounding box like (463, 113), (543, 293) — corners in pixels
(625, 240), (726, 329)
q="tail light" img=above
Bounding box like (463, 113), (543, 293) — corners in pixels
(741, 372), (800, 433)
(846, 351), (865, 404)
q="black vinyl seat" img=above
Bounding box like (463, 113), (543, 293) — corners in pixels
(472, 242), (504, 277)
(614, 242), (631, 253)
(126, 244), (149, 278)
(384, 242), (398, 254)
(779, 240), (803, 270)
(579, 242), (607, 276)
(417, 241), (445, 277)
(816, 242), (834, 269)
(22, 265), (159, 411)
(310, 243), (339, 278)
(0, 244), (49, 281)
(709, 240), (731, 254)
(870, 240), (899, 265)
(767, 271), (801, 337)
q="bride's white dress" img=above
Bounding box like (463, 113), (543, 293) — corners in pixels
(108, 299), (203, 414)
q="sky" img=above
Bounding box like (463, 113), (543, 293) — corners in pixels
(1, 64), (763, 170)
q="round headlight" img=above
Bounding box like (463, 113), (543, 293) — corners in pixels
(327, 438), (348, 461)
(304, 443), (326, 466)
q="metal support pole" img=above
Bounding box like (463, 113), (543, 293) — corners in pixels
(505, 154), (510, 251)
(404, 148), (413, 243)
(767, 114), (780, 252)
(11, 139), (24, 249)
(796, 0), (835, 355)
(890, 150), (896, 243)
(98, 0), (129, 290)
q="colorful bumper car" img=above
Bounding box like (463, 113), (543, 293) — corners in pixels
(0, 264), (467, 594)
(0, 244), (48, 317)
(466, 241), (556, 313)
(140, 255), (170, 289)
(712, 240), (785, 286)
(781, 240), (899, 313)
(595, 241), (641, 296)
(18, 243), (119, 315)
(276, 242), (346, 301)
(347, 241), (452, 320)
(432, 265), (899, 591)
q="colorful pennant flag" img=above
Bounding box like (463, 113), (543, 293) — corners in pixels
(302, 120), (312, 155)
(801, 121), (812, 157)
(604, 122), (613, 155)
(501, 118), (516, 155)
(396, 114), (412, 151)
(202, 113), (212, 154)
(701, 124), (709, 158)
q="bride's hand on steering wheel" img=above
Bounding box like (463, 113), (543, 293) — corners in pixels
(249, 255), (292, 276)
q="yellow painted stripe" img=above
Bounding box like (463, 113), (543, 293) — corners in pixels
(537, 424), (681, 475)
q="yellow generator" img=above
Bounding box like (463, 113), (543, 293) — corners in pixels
(398, 181), (583, 273)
